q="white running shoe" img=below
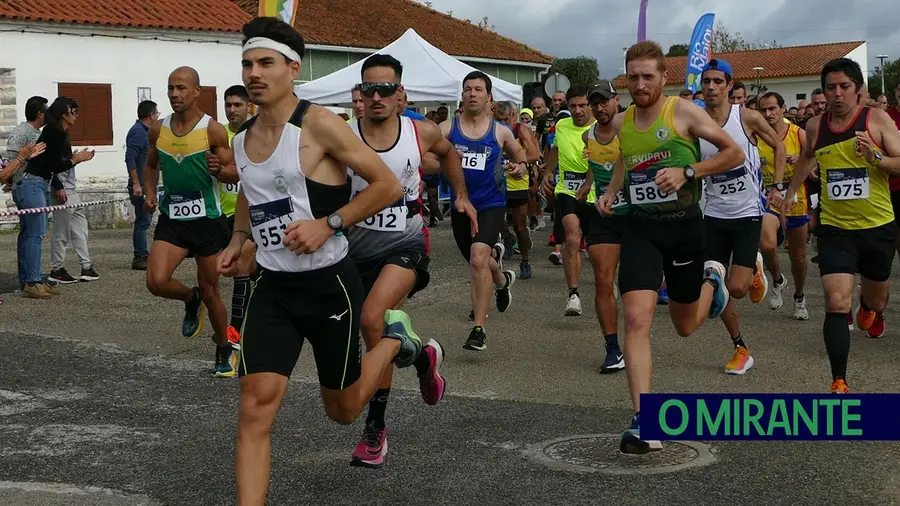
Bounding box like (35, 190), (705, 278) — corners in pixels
(769, 275), (785, 310)
(565, 293), (583, 316)
(793, 296), (809, 320)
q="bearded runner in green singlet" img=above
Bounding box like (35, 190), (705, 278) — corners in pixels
(596, 41), (744, 455)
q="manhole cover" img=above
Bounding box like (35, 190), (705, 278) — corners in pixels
(523, 434), (716, 475)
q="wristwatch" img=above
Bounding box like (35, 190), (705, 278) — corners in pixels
(683, 166), (696, 182)
(874, 151), (883, 166)
(326, 212), (344, 231)
(774, 182), (787, 192)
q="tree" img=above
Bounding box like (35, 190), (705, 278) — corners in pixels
(667, 44), (689, 57)
(547, 57), (600, 89)
(711, 21), (781, 53)
(868, 57), (900, 102)
(423, 0), (432, 7)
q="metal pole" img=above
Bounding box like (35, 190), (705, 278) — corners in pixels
(877, 55), (889, 95)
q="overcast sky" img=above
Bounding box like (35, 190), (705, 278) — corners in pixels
(423, 0), (899, 79)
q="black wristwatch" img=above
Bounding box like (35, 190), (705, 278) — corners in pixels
(683, 166), (696, 182)
(326, 212), (344, 231)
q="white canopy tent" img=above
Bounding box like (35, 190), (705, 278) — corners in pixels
(294, 28), (523, 108)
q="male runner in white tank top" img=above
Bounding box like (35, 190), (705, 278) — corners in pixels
(346, 53), (475, 468)
(218, 18), (432, 504)
(699, 59), (787, 375)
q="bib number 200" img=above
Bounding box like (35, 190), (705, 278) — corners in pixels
(172, 202), (203, 218)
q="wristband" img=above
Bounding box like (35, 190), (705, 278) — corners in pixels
(233, 228), (251, 239)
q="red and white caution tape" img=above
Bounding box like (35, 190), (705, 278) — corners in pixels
(0, 197), (127, 217)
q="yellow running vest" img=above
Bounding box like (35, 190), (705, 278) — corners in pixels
(586, 128), (628, 215)
(553, 116), (596, 202)
(758, 122), (807, 217)
(219, 125), (240, 217)
(815, 107), (893, 230)
(506, 124), (530, 192)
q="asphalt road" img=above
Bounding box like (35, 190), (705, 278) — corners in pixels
(1, 223), (899, 505)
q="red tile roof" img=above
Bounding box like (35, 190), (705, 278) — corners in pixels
(0, 0), (250, 33)
(0, 0), (551, 64)
(612, 41), (865, 89)
(233, 0), (551, 64)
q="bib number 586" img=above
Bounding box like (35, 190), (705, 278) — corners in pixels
(633, 186), (668, 201)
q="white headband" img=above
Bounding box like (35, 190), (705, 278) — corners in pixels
(242, 37), (302, 62)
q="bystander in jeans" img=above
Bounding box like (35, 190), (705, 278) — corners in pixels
(126, 100), (158, 270)
(47, 167), (99, 284)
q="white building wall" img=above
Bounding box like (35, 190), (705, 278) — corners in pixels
(0, 26), (244, 186)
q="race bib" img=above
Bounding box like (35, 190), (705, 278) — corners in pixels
(168, 192), (206, 220)
(598, 186), (627, 209)
(461, 152), (487, 171)
(826, 168), (869, 201)
(628, 172), (676, 204)
(249, 197), (294, 251)
(222, 182), (240, 195)
(710, 166), (749, 196)
(563, 172), (587, 193)
(359, 201), (407, 232)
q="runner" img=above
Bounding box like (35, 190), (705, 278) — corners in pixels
(441, 70), (527, 351)
(142, 66), (239, 377)
(495, 101), (541, 279)
(699, 59), (785, 375)
(581, 80), (625, 373)
(346, 53), (473, 468)
(220, 85), (259, 349)
(784, 57), (900, 392)
(597, 41), (741, 453)
(541, 85), (597, 316)
(222, 18), (440, 502)
(757, 91), (811, 320)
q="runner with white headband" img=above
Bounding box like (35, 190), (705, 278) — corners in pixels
(220, 17), (428, 502)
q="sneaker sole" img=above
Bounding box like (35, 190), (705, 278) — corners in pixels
(725, 355), (754, 375)
(350, 440), (388, 469)
(184, 304), (206, 338)
(564, 308), (582, 316)
(423, 339), (446, 405)
(463, 341), (486, 351)
(48, 276), (78, 284)
(599, 360), (625, 373)
(497, 271), (516, 313)
(80, 276), (100, 282)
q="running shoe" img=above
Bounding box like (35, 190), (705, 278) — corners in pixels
(855, 288), (876, 331)
(214, 345), (238, 378)
(867, 313), (885, 338)
(226, 325), (242, 351)
(48, 268), (78, 284)
(463, 326), (487, 351)
(847, 312), (855, 331)
(418, 339), (446, 405)
(749, 252), (768, 303)
(704, 261), (729, 319)
(495, 270), (516, 312)
(492, 242), (505, 270)
(793, 296), (809, 321)
(548, 250), (562, 265)
(382, 309), (423, 368)
(725, 346), (754, 375)
(182, 287), (205, 338)
(80, 266), (100, 281)
(769, 275), (785, 310)
(350, 422), (388, 469)
(519, 261), (532, 280)
(599, 340), (624, 373)
(564, 293), (582, 316)
(620, 413), (662, 454)
(831, 379), (850, 394)
(656, 287), (668, 305)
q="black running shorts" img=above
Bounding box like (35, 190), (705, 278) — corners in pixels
(506, 190), (529, 208)
(703, 216), (762, 269)
(451, 206), (506, 262)
(238, 258), (364, 390)
(816, 223), (897, 283)
(153, 213), (230, 258)
(586, 213), (626, 247)
(553, 193), (592, 239)
(356, 248), (431, 299)
(618, 215), (705, 304)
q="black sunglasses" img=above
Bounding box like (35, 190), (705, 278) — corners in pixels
(360, 82), (399, 98)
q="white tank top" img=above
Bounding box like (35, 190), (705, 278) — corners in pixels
(700, 104), (764, 219)
(232, 101), (350, 273)
(346, 116), (426, 262)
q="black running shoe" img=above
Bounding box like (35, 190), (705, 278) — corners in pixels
(48, 268), (78, 284)
(182, 287), (205, 338)
(463, 326), (486, 351)
(495, 270), (516, 312)
(599, 340), (625, 374)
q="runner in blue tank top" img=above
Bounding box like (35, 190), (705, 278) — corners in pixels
(439, 71), (528, 352)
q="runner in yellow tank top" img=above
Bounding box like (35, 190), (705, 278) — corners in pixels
(784, 57), (900, 392)
(494, 101), (541, 279)
(540, 86), (596, 317)
(756, 92), (811, 320)
(596, 41), (745, 455)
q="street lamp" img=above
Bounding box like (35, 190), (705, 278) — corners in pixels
(877, 54), (889, 94)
